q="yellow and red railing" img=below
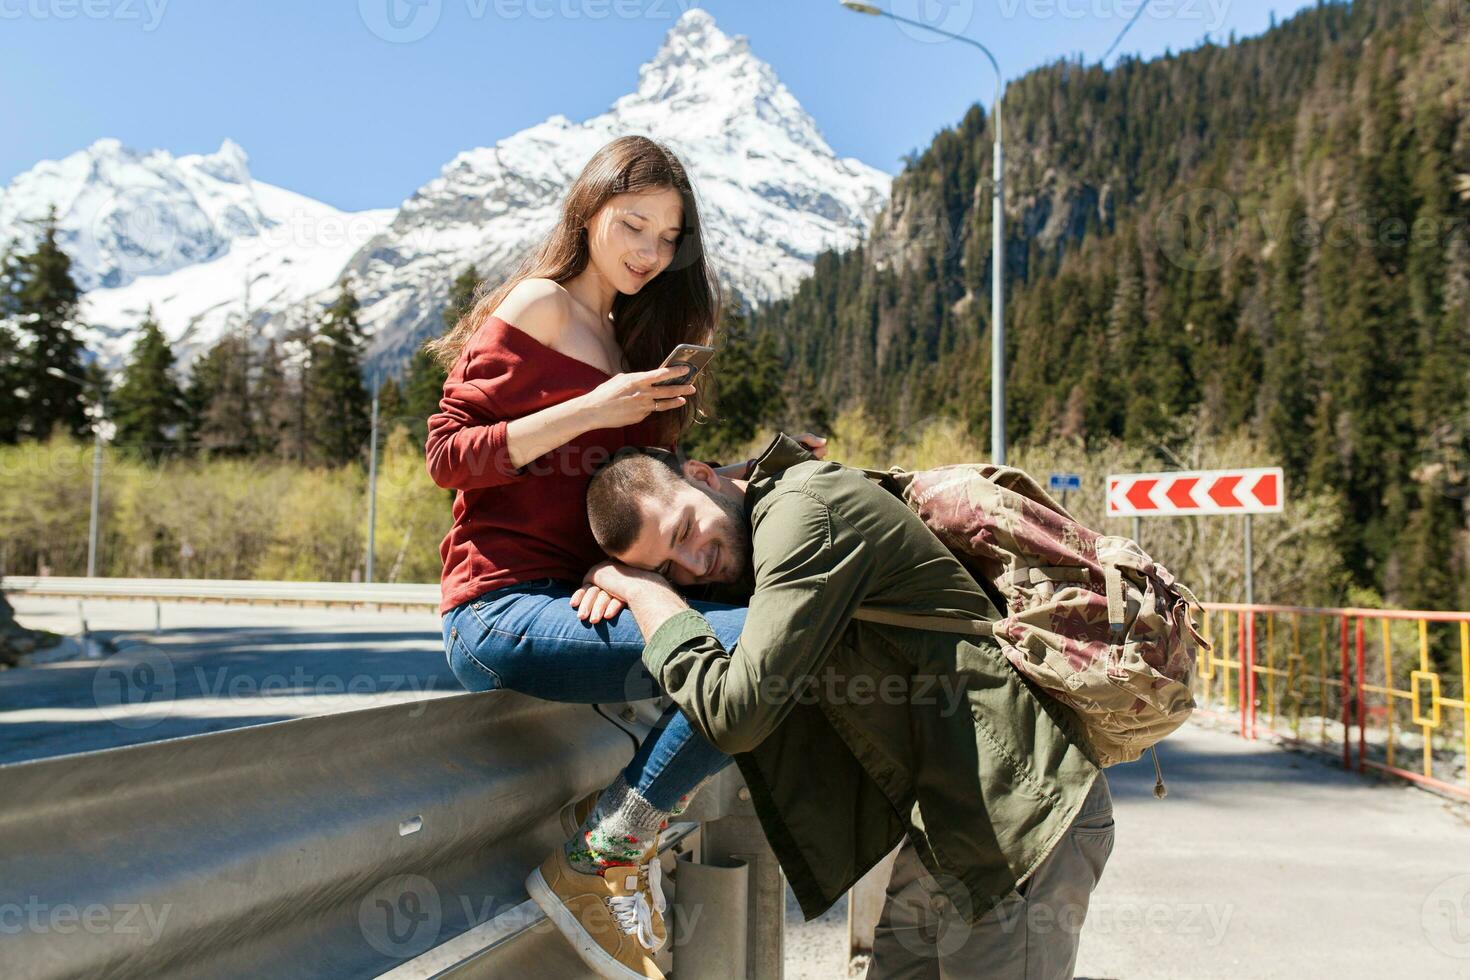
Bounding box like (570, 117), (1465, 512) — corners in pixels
(1194, 602), (1470, 800)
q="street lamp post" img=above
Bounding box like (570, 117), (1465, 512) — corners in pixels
(366, 374), (380, 584)
(46, 367), (105, 577)
(839, 1), (1008, 463)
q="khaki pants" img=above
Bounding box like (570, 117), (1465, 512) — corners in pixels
(866, 774), (1114, 980)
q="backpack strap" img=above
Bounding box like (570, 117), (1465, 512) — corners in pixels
(1003, 566), (1091, 587)
(851, 607), (993, 636)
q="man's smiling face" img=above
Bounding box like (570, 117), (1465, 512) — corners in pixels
(611, 472), (750, 588)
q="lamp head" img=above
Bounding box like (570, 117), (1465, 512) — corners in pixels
(840, 1), (883, 13)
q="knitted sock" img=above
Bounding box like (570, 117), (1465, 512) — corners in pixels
(565, 775), (671, 876)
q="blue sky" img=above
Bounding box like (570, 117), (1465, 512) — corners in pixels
(2, 0), (1314, 212)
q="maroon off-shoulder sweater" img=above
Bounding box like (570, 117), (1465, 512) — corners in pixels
(425, 316), (673, 614)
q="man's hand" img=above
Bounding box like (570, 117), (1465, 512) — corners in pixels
(572, 561), (670, 624)
(574, 560), (691, 640)
(569, 584), (624, 624)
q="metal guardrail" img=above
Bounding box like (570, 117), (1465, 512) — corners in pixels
(0, 687), (780, 979)
(1, 577), (441, 610)
(2, 576), (792, 977)
(1195, 601), (1470, 801)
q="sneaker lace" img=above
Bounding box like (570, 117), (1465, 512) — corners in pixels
(643, 856), (667, 916)
(607, 858), (665, 951)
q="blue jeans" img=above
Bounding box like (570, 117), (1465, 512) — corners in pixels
(442, 577), (744, 812)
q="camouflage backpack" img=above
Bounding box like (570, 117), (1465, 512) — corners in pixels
(852, 463), (1208, 793)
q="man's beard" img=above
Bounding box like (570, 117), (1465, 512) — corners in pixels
(705, 487), (752, 583)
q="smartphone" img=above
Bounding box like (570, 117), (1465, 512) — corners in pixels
(655, 343), (717, 386)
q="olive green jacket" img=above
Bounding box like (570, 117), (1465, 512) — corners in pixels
(643, 433), (1101, 923)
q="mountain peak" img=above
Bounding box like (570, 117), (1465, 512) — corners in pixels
(671, 6), (715, 32)
(187, 138), (251, 184)
(635, 8), (754, 101)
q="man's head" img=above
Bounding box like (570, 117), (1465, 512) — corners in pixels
(587, 448), (751, 587)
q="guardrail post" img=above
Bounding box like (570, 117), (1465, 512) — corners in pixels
(677, 768), (784, 980)
(1238, 611), (1248, 739)
(1355, 618), (1367, 773)
(1340, 614), (1351, 770)
(674, 854), (750, 979)
(703, 813), (783, 979)
(1247, 609), (1258, 740)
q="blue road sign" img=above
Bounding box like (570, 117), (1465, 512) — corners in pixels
(1049, 473), (1082, 492)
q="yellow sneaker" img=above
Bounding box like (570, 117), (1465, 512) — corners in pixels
(526, 846), (667, 979)
(559, 790), (600, 839)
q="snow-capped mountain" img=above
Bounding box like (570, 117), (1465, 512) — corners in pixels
(349, 7), (890, 369)
(0, 8), (890, 371)
(0, 138), (393, 361)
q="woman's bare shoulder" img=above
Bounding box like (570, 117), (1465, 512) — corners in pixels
(489, 278), (571, 346)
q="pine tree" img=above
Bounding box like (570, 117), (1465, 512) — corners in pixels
(376, 375), (405, 432)
(252, 339), (297, 458)
(111, 311), (185, 456)
(307, 280), (370, 466)
(271, 308), (315, 464)
(0, 243), (23, 444)
(0, 320), (22, 445)
(185, 331), (256, 455)
(444, 264), (481, 331)
(10, 210), (88, 439)
(397, 348), (446, 436)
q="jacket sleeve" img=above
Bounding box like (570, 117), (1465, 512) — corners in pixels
(641, 488), (877, 755)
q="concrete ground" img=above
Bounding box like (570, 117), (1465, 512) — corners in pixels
(6, 597), (1470, 977)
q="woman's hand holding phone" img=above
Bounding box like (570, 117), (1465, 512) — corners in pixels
(583, 367), (696, 427)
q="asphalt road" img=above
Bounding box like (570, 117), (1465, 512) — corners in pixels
(783, 724), (1470, 979)
(0, 596), (459, 765)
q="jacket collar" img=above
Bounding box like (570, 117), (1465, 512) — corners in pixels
(707, 433), (817, 601)
(745, 432), (817, 484)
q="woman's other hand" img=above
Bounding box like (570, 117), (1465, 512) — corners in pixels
(583, 367), (697, 428)
(793, 432), (829, 459)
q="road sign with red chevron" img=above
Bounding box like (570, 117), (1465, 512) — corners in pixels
(1107, 467), (1285, 517)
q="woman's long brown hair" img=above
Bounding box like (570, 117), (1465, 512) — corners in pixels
(424, 135), (721, 443)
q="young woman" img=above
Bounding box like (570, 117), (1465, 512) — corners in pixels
(425, 135), (822, 980)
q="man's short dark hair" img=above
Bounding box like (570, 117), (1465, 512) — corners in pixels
(587, 446), (689, 555)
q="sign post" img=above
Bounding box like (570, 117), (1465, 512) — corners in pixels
(1048, 472), (1081, 513)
